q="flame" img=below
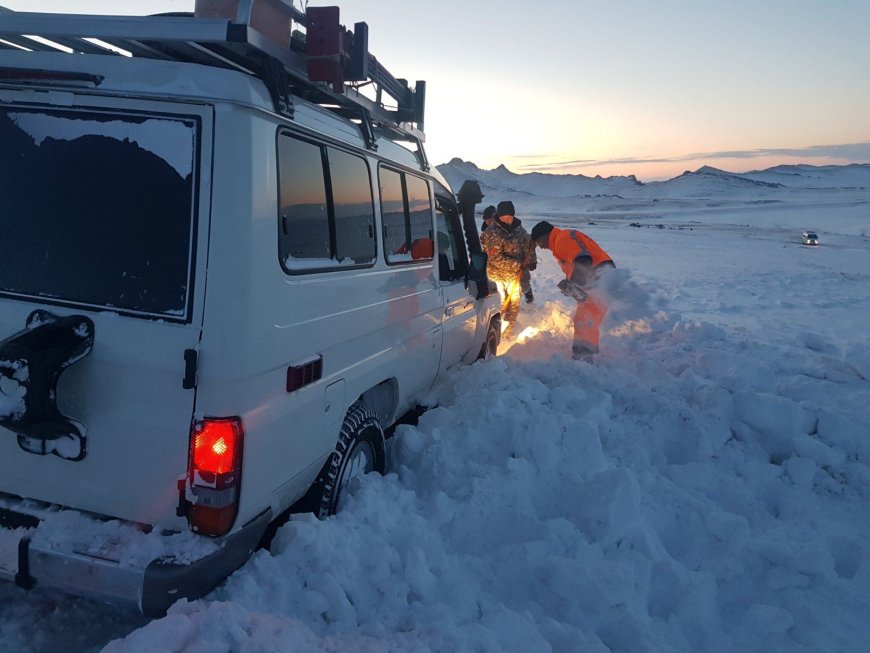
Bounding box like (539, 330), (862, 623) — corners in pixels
(515, 326), (541, 343)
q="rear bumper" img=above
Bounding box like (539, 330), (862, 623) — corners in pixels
(0, 507), (271, 617)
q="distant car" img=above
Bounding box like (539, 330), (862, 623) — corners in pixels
(802, 231), (820, 245)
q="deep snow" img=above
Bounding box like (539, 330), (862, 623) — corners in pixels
(1, 163), (869, 653)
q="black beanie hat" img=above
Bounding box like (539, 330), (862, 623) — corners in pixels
(497, 200), (515, 217)
(531, 220), (555, 242)
(482, 205), (497, 219)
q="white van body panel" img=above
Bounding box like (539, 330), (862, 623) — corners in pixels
(439, 279), (480, 370)
(194, 106), (444, 524)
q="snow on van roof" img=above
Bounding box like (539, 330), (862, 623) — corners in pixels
(0, 49), (275, 108)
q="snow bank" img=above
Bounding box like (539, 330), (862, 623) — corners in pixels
(100, 250), (870, 652)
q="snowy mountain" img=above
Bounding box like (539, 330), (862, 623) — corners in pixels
(665, 165), (784, 189)
(437, 159), (870, 201)
(741, 163), (870, 189)
(437, 160), (870, 236)
(439, 157), (641, 200)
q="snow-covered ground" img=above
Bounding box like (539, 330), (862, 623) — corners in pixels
(2, 163), (869, 653)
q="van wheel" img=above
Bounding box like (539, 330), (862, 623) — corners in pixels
(316, 405), (386, 518)
(478, 316), (501, 359)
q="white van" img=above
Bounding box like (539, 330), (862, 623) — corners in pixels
(0, 2), (499, 616)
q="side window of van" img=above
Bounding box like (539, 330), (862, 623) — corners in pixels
(406, 175), (432, 251)
(330, 148), (377, 265)
(278, 133), (376, 273)
(380, 167), (407, 259)
(380, 167), (434, 264)
(435, 199), (469, 282)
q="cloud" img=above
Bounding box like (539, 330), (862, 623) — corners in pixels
(516, 142), (870, 173)
(701, 143), (870, 160)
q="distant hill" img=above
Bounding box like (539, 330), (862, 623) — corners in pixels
(643, 165), (784, 197)
(739, 163), (870, 189)
(438, 157), (640, 200)
(436, 159), (870, 200)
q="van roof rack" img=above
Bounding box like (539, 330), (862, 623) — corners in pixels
(0, 2), (427, 161)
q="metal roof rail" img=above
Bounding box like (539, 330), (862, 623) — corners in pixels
(0, 1), (427, 159)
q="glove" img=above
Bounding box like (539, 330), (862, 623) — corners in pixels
(557, 279), (587, 302)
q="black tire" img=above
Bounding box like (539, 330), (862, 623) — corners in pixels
(315, 405), (386, 518)
(477, 315), (501, 360)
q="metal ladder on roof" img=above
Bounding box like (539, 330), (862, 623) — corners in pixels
(0, 1), (428, 165)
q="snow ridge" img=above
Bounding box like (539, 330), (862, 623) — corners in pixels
(438, 160), (870, 199)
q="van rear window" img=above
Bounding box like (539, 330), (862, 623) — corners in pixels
(0, 107), (198, 319)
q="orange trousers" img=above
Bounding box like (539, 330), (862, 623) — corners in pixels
(573, 291), (606, 351)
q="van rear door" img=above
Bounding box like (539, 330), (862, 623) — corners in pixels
(0, 94), (212, 529)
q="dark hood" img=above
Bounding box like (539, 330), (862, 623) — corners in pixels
(494, 216), (523, 234)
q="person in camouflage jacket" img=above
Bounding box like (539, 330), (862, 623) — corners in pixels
(480, 200), (537, 340)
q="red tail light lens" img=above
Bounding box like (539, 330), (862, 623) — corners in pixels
(193, 418), (240, 475)
(187, 417), (244, 537)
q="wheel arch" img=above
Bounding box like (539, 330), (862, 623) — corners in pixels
(354, 377), (398, 429)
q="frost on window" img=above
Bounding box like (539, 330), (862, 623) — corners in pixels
(9, 112), (193, 178)
(0, 108), (198, 318)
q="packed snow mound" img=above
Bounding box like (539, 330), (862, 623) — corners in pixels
(94, 252), (870, 653)
(103, 331), (870, 652)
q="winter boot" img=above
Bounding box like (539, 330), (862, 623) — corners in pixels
(571, 343), (595, 363)
(524, 290), (534, 304)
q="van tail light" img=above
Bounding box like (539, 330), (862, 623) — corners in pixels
(187, 417), (244, 537)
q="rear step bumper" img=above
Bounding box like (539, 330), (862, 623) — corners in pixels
(0, 508), (271, 617)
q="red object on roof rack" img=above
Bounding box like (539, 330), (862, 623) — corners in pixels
(305, 6), (345, 92)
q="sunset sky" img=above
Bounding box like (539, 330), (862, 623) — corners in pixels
(3, 0), (869, 180)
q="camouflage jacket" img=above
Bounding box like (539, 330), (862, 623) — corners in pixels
(480, 217), (536, 283)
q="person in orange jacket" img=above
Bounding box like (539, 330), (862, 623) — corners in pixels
(530, 221), (615, 362)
